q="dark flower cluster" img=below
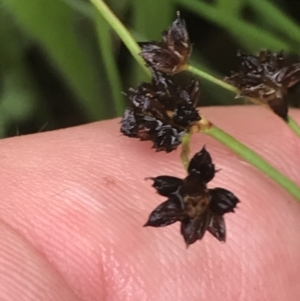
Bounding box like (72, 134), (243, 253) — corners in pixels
(119, 14), (242, 246)
(121, 14), (201, 152)
(121, 69), (201, 152)
(144, 147), (240, 246)
(225, 50), (300, 120)
(139, 13), (191, 74)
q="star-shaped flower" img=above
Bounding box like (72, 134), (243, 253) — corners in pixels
(139, 12), (191, 74)
(224, 50), (300, 120)
(120, 69), (201, 152)
(144, 147), (240, 246)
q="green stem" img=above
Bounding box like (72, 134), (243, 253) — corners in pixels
(287, 116), (300, 138)
(180, 132), (191, 171)
(186, 65), (238, 93)
(205, 126), (300, 201)
(89, 0), (150, 77)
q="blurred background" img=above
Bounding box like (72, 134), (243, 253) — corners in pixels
(1, 0), (300, 138)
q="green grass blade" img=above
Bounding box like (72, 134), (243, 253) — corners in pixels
(216, 0), (245, 15)
(94, 13), (125, 116)
(205, 126), (300, 201)
(2, 0), (106, 120)
(0, 10), (38, 134)
(130, 0), (174, 83)
(247, 0), (300, 45)
(176, 0), (290, 51)
(132, 0), (174, 39)
(89, 0), (150, 77)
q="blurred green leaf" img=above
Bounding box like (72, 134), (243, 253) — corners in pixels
(247, 0), (300, 47)
(0, 10), (39, 136)
(176, 0), (290, 51)
(216, 0), (245, 15)
(94, 13), (125, 116)
(62, 0), (94, 18)
(130, 0), (175, 83)
(1, 72), (36, 120)
(108, 0), (130, 15)
(2, 0), (106, 120)
(132, 0), (174, 40)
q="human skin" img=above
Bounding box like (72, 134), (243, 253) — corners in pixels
(0, 106), (299, 301)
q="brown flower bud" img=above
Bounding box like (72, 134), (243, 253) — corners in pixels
(139, 12), (191, 74)
(225, 50), (300, 120)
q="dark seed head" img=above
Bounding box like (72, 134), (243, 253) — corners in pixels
(139, 13), (191, 74)
(225, 50), (300, 120)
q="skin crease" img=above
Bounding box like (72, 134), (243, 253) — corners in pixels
(0, 106), (299, 301)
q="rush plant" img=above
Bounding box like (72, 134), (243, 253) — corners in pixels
(90, 0), (300, 246)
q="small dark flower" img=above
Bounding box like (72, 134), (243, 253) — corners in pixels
(121, 70), (201, 152)
(121, 110), (184, 152)
(225, 50), (300, 120)
(139, 12), (191, 74)
(144, 147), (240, 246)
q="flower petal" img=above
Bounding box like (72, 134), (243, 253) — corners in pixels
(164, 13), (190, 54)
(147, 176), (183, 197)
(188, 146), (216, 183)
(207, 214), (226, 242)
(144, 195), (184, 227)
(139, 44), (180, 74)
(209, 187), (240, 215)
(268, 96), (288, 121)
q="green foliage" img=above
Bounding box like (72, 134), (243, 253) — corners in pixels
(0, 0), (300, 137)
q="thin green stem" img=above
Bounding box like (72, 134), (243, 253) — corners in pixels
(186, 65), (238, 93)
(287, 116), (300, 138)
(180, 132), (191, 171)
(89, 0), (150, 77)
(205, 126), (300, 201)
